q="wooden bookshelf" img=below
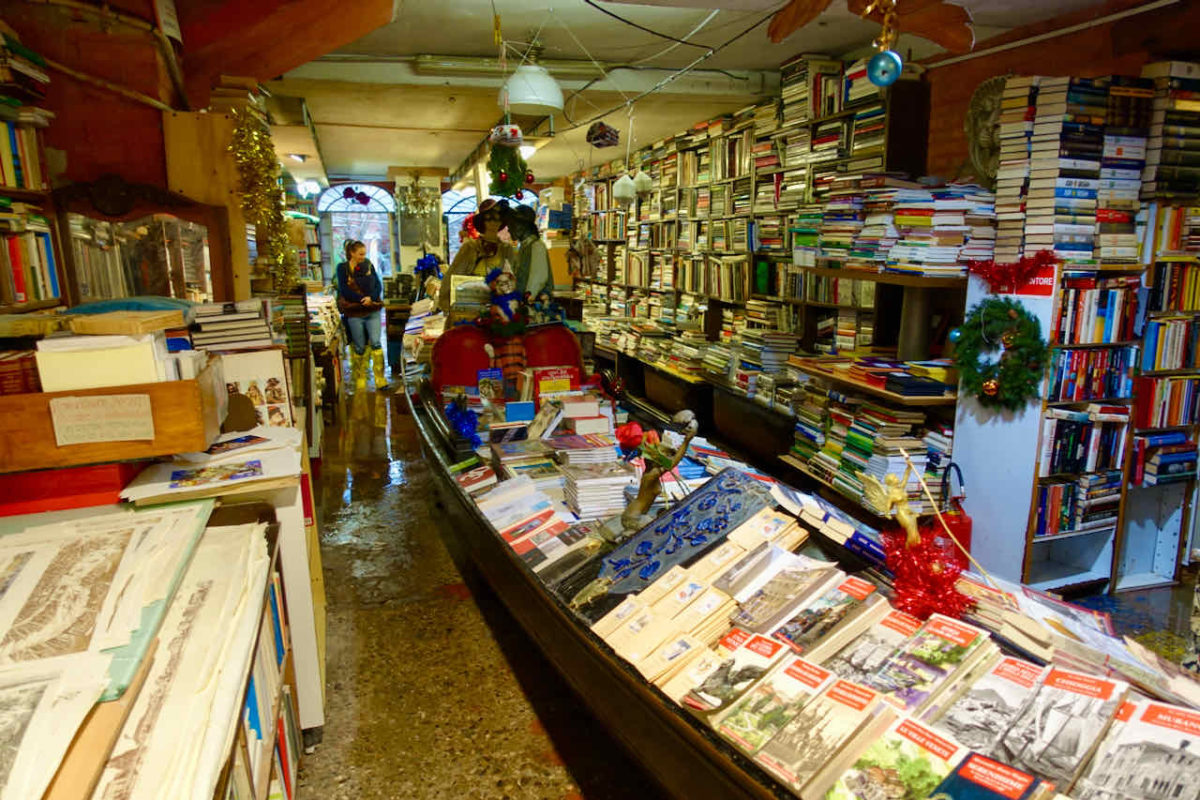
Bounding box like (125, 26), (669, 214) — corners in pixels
(0, 297), (61, 314)
(801, 266), (968, 289)
(0, 362), (224, 473)
(790, 359), (958, 406)
(0, 186), (50, 202)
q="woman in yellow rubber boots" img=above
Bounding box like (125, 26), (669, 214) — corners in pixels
(336, 240), (385, 390)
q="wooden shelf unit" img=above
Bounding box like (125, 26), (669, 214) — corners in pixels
(789, 359), (958, 407)
(0, 360), (224, 474)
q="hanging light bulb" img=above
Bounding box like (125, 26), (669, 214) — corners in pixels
(632, 170), (654, 197)
(612, 174), (636, 208)
(499, 64), (564, 115)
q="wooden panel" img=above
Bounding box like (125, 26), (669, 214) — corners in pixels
(42, 639), (157, 800)
(0, 364), (222, 474)
(162, 111), (252, 300)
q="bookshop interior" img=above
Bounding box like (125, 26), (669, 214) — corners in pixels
(8, 0), (1200, 799)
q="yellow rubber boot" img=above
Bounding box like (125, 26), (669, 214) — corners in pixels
(370, 346), (387, 389)
(351, 350), (367, 391)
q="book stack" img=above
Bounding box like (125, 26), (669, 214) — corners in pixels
(848, 102), (886, 172)
(841, 57), (875, 109)
(888, 184), (997, 277)
(190, 299), (274, 351)
(547, 434), (618, 466)
(1098, 75), (1154, 262)
(847, 180), (900, 270)
(817, 183), (864, 267)
(996, 76), (1040, 261)
(1026, 76), (1107, 263)
(562, 461), (638, 519)
(1141, 61), (1200, 199)
(702, 340), (736, 380)
(790, 204), (822, 268)
(1131, 430), (1197, 486)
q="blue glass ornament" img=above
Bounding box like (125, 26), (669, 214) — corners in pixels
(948, 327), (963, 343)
(867, 50), (903, 87)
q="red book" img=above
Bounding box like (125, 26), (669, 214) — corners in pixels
(6, 235), (24, 303)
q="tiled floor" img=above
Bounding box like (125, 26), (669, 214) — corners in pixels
(297, 386), (667, 799)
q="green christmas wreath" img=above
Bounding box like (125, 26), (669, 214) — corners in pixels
(951, 297), (1048, 411)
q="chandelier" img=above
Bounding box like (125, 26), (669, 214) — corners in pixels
(395, 178), (440, 217)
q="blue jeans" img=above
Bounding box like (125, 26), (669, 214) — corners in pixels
(345, 312), (381, 354)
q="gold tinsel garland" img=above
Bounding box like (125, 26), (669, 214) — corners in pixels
(229, 108), (298, 290)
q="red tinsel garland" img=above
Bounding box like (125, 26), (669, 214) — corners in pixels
(968, 250), (1060, 294)
(882, 526), (975, 620)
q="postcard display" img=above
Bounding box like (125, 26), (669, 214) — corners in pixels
(441, 401), (1200, 800)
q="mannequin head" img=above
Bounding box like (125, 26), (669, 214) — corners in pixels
(507, 204), (538, 241)
(470, 199), (510, 242)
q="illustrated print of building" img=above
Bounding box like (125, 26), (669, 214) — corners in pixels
(1084, 740), (1200, 800)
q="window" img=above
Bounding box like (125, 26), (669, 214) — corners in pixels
(316, 184), (396, 213)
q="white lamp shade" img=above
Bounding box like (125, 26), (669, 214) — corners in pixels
(500, 64), (564, 114)
(633, 170), (654, 196)
(613, 174), (636, 207)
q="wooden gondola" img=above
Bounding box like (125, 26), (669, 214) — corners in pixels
(403, 375), (880, 800)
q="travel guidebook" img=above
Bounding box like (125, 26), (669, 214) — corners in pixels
(867, 614), (994, 714)
(821, 608), (923, 682)
(928, 657), (1049, 758)
(928, 753), (1045, 800)
(824, 716), (967, 800)
(713, 655), (834, 754)
(771, 574), (880, 655)
(683, 632), (787, 714)
(1073, 699), (1200, 800)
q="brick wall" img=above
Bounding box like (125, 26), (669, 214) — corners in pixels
(922, 0), (1197, 179)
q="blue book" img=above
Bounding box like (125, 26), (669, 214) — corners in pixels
(1054, 187), (1097, 199)
(1151, 449), (1198, 464)
(929, 753), (1042, 799)
(267, 584), (285, 667)
(5, 123), (20, 187)
(244, 674), (262, 739)
(1141, 431), (1188, 447)
(846, 530), (886, 567)
(38, 232), (58, 298)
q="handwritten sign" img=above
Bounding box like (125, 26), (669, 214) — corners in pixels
(49, 395), (155, 446)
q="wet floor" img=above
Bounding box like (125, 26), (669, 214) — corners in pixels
(297, 385), (668, 800)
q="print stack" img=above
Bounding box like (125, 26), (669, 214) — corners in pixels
(563, 461), (638, 518)
(0, 500), (242, 800)
(190, 299), (274, 352)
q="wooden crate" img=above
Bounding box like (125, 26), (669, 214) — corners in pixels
(0, 362), (223, 474)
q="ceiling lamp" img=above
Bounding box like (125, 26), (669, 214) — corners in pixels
(499, 64), (563, 115)
(612, 174), (635, 208)
(633, 171), (654, 197)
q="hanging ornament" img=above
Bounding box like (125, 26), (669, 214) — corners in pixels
(865, 0), (903, 88)
(867, 49), (903, 87)
(487, 123), (529, 198)
(342, 187), (356, 200)
(612, 173), (636, 208)
(525, 171), (535, 185)
(516, 189), (525, 200)
(948, 327), (963, 343)
(953, 297), (1048, 411)
(228, 108), (297, 292)
(356, 192), (370, 206)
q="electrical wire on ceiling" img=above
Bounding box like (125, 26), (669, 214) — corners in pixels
(558, 2), (784, 134)
(629, 8), (717, 65)
(582, 0), (715, 49)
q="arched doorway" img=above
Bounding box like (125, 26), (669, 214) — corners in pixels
(316, 184), (397, 280)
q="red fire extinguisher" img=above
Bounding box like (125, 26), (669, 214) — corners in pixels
(937, 463), (972, 571)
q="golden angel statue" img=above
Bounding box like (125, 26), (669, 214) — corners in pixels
(862, 466), (920, 547)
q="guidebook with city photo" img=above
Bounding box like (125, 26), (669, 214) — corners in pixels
(712, 655), (834, 755)
(927, 656), (1050, 758)
(1072, 698), (1200, 800)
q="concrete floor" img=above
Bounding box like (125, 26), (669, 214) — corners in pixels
(297, 386), (668, 800)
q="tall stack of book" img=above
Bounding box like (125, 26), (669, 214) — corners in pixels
(791, 204), (822, 268)
(1098, 76), (1154, 262)
(818, 180), (864, 268)
(841, 57), (875, 109)
(1026, 76), (1107, 263)
(886, 183), (996, 277)
(847, 179), (901, 271)
(191, 300), (274, 351)
(563, 461), (637, 518)
(996, 76), (1039, 261)
(848, 102), (886, 172)
(1141, 61), (1200, 199)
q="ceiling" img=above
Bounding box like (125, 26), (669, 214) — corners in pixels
(271, 0), (1110, 183)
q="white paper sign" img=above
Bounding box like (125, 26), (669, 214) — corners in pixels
(49, 395), (156, 446)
